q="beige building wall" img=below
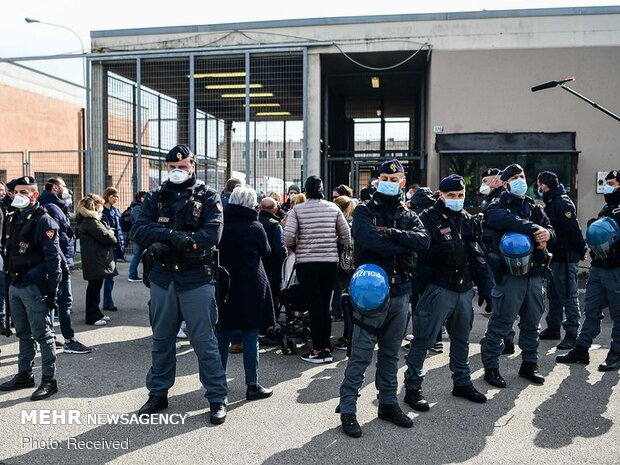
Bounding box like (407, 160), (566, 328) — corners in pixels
(427, 46), (620, 227)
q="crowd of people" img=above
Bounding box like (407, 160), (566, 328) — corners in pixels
(0, 147), (619, 437)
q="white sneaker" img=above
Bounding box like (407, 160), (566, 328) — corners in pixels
(405, 334), (414, 341)
(102, 316), (111, 321)
(177, 328), (188, 339)
(93, 319), (107, 326)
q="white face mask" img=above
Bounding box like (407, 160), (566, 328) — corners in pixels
(11, 193), (31, 209)
(405, 191), (413, 200)
(479, 183), (491, 196)
(61, 187), (72, 200)
(168, 168), (190, 184)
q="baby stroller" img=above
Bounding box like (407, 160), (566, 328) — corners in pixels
(265, 252), (311, 355)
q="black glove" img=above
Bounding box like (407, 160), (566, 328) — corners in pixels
(478, 294), (492, 313)
(147, 242), (171, 259)
(45, 294), (58, 312)
(171, 232), (196, 252)
(61, 262), (70, 280)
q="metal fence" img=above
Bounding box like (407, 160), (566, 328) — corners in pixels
(0, 150), (84, 213)
(92, 49), (306, 206)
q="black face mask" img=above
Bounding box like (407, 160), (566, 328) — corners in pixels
(604, 189), (620, 205)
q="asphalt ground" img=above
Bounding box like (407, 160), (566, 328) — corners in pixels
(0, 262), (618, 465)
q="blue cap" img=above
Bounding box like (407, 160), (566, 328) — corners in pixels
(500, 164), (524, 181)
(378, 159), (404, 175)
(438, 174), (465, 192)
(165, 144), (194, 162)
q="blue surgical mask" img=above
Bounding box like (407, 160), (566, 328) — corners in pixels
(603, 184), (615, 194)
(509, 178), (528, 196)
(444, 198), (464, 212)
(377, 181), (401, 197)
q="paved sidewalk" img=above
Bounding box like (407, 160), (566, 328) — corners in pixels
(0, 262), (618, 465)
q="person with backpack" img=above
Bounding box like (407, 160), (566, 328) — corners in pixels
(124, 191), (147, 282)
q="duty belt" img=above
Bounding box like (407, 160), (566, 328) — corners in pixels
(157, 261), (213, 272)
(389, 274), (410, 285)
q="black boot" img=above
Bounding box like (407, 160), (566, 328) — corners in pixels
(138, 394), (168, 415)
(246, 383), (273, 401)
(598, 349), (620, 372)
(30, 376), (58, 401)
(556, 345), (589, 364)
(539, 328), (561, 340)
(210, 402), (227, 425)
(377, 403), (413, 428)
(557, 333), (577, 350)
(0, 371), (35, 391)
(483, 368), (506, 388)
(340, 413), (362, 438)
(502, 340), (515, 355)
(404, 389), (429, 412)
(519, 363), (545, 384)
(452, 384), (487, 403)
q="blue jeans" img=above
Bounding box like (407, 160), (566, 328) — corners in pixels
(128, 244), (142, 279)
(103, 258), (116, 308)
(576, 266), (620, 353)
(217, 328), (260, 385)
(147, 281), (227, 402)
(10, 283), (56, 377)
(546, 262), (580, 335)
(405, 285), (475, 390)
(56, 274), (75, 340)
(338, 293), (409, 413)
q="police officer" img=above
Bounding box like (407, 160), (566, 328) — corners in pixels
(537, 171), (586, 350)
(131, 144), (228, 424)
(0, 176), (62, 400)
(404, 174), (492, 412)
(481, 164), (555, 388)
(479, 168), (516, 354)
(557, 169), (620, 370)
(337, 159), (430, 438)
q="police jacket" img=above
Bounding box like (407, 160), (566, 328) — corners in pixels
(480, 186), (505, 255)
(409, 188), (436, 215)
(417, 201), (494, 295)
(590, 189), (620, 269)
(39, 189), (75, 267)
(352, 191), (430, 296)
(485, 191), (556, 276)
(131, 176), (223, 292)
(4, 202), (62, 297)
(542, 185), (586, 263)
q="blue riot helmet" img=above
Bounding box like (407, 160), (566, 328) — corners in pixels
(349, 264), (390, 316)
(586, 217), (620, 259)
(499, 232), (534, 276)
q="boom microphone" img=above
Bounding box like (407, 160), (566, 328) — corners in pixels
(531, 76), (575, 92)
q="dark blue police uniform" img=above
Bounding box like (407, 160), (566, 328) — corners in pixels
(0, 176), (62, 400)
(131, 145), (228, 422)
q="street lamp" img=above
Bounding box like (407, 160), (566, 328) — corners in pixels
(24, 17), (86, 86)
(25, 17), (92, 193)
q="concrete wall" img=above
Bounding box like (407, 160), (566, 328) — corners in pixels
(426, 46), (620, 227)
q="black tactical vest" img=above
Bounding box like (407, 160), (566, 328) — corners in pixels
(6, 207), (46, 275)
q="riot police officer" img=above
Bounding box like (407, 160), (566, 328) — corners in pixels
(537, 171), (586, 350)
(404, 174), (493, 412)
(557, 169), (620, 371)
(479, 168), (516, 354)
(0, 176), (62, 400)
(337, 159), (430, 438)
(131, 144), (228, 424)
(481, 164), (555, 388)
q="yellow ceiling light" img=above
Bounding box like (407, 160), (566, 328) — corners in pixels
(371, 76), (380, 88)
(192, 72), (246, 78)
(256, 111), (291, 116)
(244, 103), (281, 107)
(206, 83), (263, 90)
(221, 92), (274, 98)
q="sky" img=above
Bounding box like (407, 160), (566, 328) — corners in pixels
(1, 0), (618, 85)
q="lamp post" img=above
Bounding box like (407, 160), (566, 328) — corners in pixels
(25, 17), (91, 193)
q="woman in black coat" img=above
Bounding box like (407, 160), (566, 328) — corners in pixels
(218, 186), (275, 401)
(77, 194), (118, 326)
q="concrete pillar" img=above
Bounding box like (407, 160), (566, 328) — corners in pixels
(90, 62), (108, 195)
(306, 53), (321, 177)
